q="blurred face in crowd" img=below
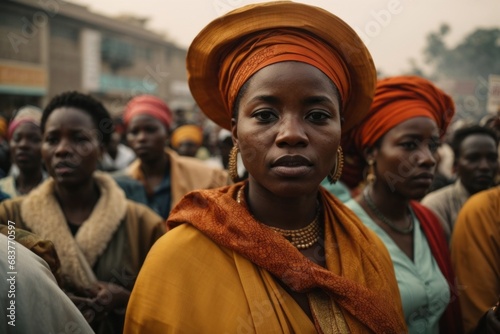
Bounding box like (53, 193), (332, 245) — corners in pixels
(370, 117), (440, 199)
(232, 61), (341, 197)
(455, 133), (498, 194)
(176, 140), (200, 157)
(42, 107), (102, 187)
(126, 115), (168, 163)
(106, 131), (122, 158)
(9, 123), (43, 172)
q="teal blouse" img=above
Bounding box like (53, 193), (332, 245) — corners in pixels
(345, 199), (450, 334)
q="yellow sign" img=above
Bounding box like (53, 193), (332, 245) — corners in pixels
(0, 64), (46, 87)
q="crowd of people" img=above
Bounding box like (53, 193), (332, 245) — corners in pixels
(1, 1), (499, 333)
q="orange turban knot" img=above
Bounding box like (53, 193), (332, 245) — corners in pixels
(124, 95), (172, 130)
(341, 75), (455, 189)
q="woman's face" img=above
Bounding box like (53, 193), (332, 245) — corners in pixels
(126, 115), (168, 163)
(176, 140), (200, 157)
(371, 117), (440, 199)
(232, 62), (341, 197)
(42, 107), (102, 187)
(9, 122), (42, 172)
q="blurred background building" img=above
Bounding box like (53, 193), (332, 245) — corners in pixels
(0, 0), (191, 119)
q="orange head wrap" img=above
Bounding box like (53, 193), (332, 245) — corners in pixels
(187, 1), (376, 132)
(171, 125), (203, 148)
(220, 29), (350, 117)
(0, 116), (7, 139)
(341, 75), (455, 189)
(123, 95), (172, 130)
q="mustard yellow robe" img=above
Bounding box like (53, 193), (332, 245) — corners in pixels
(451, 186), (500, 333)
(125, 184), (406, 333)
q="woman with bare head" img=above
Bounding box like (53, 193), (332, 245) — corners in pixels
(0, 91), (165, 334)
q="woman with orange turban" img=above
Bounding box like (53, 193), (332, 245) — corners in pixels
(342, 75), (462, 333)
(170, 124), (204, 157)
(124, 2), (406, 333)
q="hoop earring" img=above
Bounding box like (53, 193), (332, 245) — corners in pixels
(228, 145), (239, 183)
(328, 146), (344, 184)
(366, 159), (376, 184)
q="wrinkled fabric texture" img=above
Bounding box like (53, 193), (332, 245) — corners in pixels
(451, 186), (500, 333)
(412, 201), (464, 334)
(0, 172), (165, 334)
(125, 183), (406, 333)
(123, 95), (172, 129)
(345, 199), (450, 333)
(341, 75), (455, 189)
(0, 234), (94, 334)
(0, 224), (61, 285)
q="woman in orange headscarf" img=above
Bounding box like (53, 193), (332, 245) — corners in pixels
(170, 124), (204, 157)
(342, 76), (462, 333)
(124, 2), (406, 333)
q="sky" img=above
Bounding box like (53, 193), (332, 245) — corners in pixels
(67, 0), (500, 76)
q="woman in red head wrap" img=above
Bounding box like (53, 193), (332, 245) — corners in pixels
(118, 94), (229, 219)
(342, 75), (463, 333)
(125, 2), (407, 333)
(0, 105), (47, 197)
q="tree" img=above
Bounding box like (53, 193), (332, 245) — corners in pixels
(413, 25), (500, 122)
(423, 24), (500, 80)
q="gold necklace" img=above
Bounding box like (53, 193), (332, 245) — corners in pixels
(236, 187), (321, 249)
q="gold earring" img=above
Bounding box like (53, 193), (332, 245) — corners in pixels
(228, 145), (239, 183)
(328, 146), (344, 184)
(366, 159), (376, 183)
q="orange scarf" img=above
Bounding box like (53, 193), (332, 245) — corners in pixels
(219, 29), (350, 117)
(168, 183), (406, 333)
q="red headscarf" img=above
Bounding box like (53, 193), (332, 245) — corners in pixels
(123, 95), (172, 130)
(341, 75), (455, 189)
(7, 105), (42, 140)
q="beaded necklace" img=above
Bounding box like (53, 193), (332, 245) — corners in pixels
(362, 187), (414, 234)
(236, 187), (322, 249)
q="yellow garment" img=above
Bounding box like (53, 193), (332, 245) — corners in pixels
(126, 224), (317, 333)
(451, 186), (500, 333)
(125, 184), (406, 333)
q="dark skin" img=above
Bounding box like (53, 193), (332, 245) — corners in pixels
(9, 122), (44, 195)
(139, 153), (169, 192)
(126, 115), (170, 191)
(232, 62), (341, 319)
(42, 107), (130, 323)
(356, 188), (415, 260)
(355, 117), (440, 261)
